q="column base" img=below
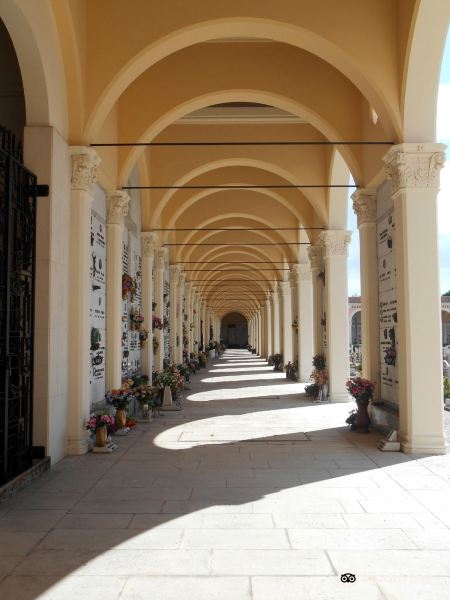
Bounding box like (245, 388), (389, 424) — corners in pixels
(329, 392), (351, 403)
(401, 434), (448, 455)
(66, 434), (90, 455)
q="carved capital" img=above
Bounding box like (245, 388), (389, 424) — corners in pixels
(70, 146), (101, 194)
(298, 263), (312, 281)
(179, 272), (186, 286)
(107, 190), (130, 226)
(352, 188), (377, 226)
(307, 245), (323, 269)
(383, 143), (446, 195)
(169, 264), (181, 283)
(155, 247), (167, 270)
(141, 232), (158, 258)
(319, 230), (352, 258)
(279, 281), (290, 296)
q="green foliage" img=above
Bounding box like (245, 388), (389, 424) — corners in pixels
(444, 377), (450, 400)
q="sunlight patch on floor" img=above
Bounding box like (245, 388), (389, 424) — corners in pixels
(201, 373), (287, 383)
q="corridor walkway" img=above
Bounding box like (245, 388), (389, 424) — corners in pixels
(1, 350), (450, 599)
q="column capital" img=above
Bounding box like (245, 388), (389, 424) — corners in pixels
(307, 244), (323, 269)
(107, 190), (130, 226)
(155, 247), (168, 270)
(279, 281), (290, 296)
(169, 264), (181, 282)
(179, 272), (186, 286)
(352, 188), (377, 226)
(383, 143), (446, 195)
(185, 282), (192, 294)
(70, 146), (101, 194)
(141, 232), (159, 258)
(319, 230), (352, 258)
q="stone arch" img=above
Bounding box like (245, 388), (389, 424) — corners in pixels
(1, 0), (68, 136)
(402, 0), (450, 141)
(84, 16), (400, 144)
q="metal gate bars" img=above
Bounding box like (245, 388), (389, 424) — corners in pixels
(0, 126), (36, 484)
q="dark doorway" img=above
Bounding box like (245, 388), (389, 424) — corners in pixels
(220, 312), (248, 348)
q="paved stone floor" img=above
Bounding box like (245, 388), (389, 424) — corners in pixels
(1, 349), (450, 599)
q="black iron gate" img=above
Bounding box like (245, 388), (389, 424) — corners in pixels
(0, 127), (36, 484)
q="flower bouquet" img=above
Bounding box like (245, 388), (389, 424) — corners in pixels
(130, 308), (144, 331)
(105, 387), (133, 429)
(86, 413), (115, 447)
(345, 377), (375, 433)
(152, 315), (163, 330)
(139, 329), (149, 346)
(122, 273), (137, 300)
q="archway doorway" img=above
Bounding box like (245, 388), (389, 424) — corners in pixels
(220, 312), (248, 348)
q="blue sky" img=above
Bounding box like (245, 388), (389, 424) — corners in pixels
(347, 28), (450, 295)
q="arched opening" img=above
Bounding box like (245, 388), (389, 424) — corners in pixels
(442, 310), (450, 347)
(350, 310), (362, 347)
(0, 18), (25, 141)
(220, 312), (248, 348)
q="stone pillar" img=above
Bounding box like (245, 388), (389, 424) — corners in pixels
(307, 245), (324, 356)
(279, 281), (293, 363)
(154, 248), (166, 371)
(352, 189), (380, 400)
(265, 298), (273, 357)
(169, 265), (180, 362)
(260, 307), (266, 357)
(271, 288), (281, 354)
(67, 146), (101, 455)
(185, 282), (192, 356)
(25, 127), (71, 462)
(105, 191), (130, 392)
(141, 233), (157, 377)
(319, 230), (352, 402)
(290, 269), (299, 362)
(294, 264), (314, 382)
(384, 143), (447, 454)
(193, 292), (200, 353)
(201, 301), (206, 350)
(177, 273), (185, 363)
(258, 310), (263, 355)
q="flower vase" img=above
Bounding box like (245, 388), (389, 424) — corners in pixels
(355, 400), (370, 433)
(115, 409), (127, 429)
(96, 426), (107, 447)
(141, 403), (150, 420)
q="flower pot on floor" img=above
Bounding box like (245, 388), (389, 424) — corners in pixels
(355, 400), (370, 433)
(115, 409), (127, 429)
(96, 425), (107, 447)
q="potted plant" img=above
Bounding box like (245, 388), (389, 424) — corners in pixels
(152, 315), (163, 330)
(122, 273), (137, 301)
(105, 387), (133, 429)
(130, 308), (145, 331)
(346, 377), (375, 433)
(133, 383), (159, 419)
(86, 413), (115, 447)
(139, 328), (149, 346)
(270, 353), (282, 371)
(305, 354), (328, 401)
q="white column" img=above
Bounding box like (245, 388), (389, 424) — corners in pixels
(185, 282), (192, 356)
(307, 245), (324, 355)
(280, 281), (293, 363)
(260, 306), (266, 357)
(177, 273), (185, 363)
(265, 298), (272, 357)
(319, 230), (352, 402)
(384, 143), (447, 454)
(141, 232), (157, 378)
(67, 146), (101, 455)
(25, 126), (71, 463)
(154, 248), (166, 371)
(290, 269), (299, 362)
(193, 292), (200, 353)
(169, 265), (180, 362)
(272, 288), (280, 354)
(201, 301), (206, 350)
(257, 310), (262, 355)
(106, 191), (130, 391)
(294, 264), (314, 382)
(352, 189), (380, 400)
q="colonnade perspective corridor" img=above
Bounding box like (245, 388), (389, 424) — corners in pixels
(0, 351), (450, 599)
(1, 0), (450, 597)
